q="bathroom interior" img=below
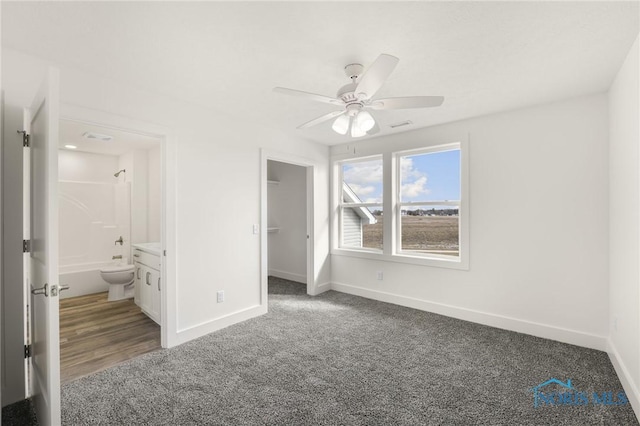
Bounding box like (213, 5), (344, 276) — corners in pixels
(57, 119), (162, 382)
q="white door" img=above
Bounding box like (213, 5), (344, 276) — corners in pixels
(26, 67), (61, 426)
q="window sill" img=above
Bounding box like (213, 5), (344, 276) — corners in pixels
(331, 248), (469, 270)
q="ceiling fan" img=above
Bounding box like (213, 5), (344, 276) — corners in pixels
(273, 54), (444, 138)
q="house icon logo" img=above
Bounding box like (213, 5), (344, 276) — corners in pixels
(530, 378), (574, 408)
(530, 378), (628, 407)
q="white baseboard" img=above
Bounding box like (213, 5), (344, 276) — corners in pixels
(268, 269), (307, 284)
(330, 282), (607, 351)
(308, 281), (331, 296)
(174, 304), (267, 346)
(608, 339), (640, 420)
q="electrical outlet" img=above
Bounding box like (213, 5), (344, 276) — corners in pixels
(376, 271), (383, 281)
(217, 290), (225, 303)
(253, 224), (259, 234)
(613, 316), (618, 331)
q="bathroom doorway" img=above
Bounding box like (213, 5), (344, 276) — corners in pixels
(56, 118), (163, 382)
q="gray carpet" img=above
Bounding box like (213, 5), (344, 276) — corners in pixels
(25, 277), (640, 424)
(2, 398), (37, 426)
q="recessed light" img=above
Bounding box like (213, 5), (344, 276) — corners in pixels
(82, 131), (113, 142)
(64, 144), (77, 149)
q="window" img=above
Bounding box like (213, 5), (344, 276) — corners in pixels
(397, 147), (461, 258)
(333, 141), (467, 269)
(340, 157), (383, 251)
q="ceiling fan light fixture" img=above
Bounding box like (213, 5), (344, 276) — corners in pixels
(350, 121), (366, 138)
(332, 114), (350, 135)
(274, 54), (444, 139)
(355, 110), (375, 132)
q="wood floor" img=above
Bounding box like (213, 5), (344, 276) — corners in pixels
(59, 292), (161, 383)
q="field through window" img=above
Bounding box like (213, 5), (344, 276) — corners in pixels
(399, 207), (459, 256)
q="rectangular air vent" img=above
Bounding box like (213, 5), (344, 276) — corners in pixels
(82, 131), (113, 142)
(389, 120), (412, 129)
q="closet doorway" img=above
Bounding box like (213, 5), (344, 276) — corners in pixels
(261, 152), (315, 303)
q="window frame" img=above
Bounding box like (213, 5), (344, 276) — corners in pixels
(338, 155), (383, 253)
(395, 145), (461, 261)
(331, 139), (468, 270)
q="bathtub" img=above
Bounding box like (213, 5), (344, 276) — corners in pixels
(59, 260), (129, 299)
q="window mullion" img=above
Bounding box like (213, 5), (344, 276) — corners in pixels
(383, 152), (393, 255)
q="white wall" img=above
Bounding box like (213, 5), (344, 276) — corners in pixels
(331, 93), (610, 350)
(267, 160), (307, 283)
(147, 146), (161, 242)
(608, 35), (640, 413)
(1, 48), (331, 405)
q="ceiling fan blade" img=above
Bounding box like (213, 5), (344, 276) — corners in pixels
(353, 54), (399, 100)
(297, 110), (345, 129)
(370, 96), (444, 110)
(273, 87), (342, 105)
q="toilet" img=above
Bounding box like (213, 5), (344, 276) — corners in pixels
(100, 264), (135, 301)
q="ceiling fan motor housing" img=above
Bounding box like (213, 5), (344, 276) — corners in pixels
(273, 53), (443, 136)
(337, 82), (359, 104)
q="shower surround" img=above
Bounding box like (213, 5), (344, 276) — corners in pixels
(58, 180), (131, 298)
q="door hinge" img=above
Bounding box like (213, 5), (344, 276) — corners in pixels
(18, 130), (30, 147)
(24, 344), (32, 359)
(23, 239), (30, 253)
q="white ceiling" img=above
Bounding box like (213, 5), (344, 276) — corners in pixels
(2, 2), (638, 145)
(59, 119), (161, 156)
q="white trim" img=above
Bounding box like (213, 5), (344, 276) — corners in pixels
(608, 339), (640, 420)
(174, 305), (267, 346)
(308, 282), (332, 296)
(58, 103), (178, 348)
(330, 281), (607, 351)
(331, 247), (469, 270)
(268, 269), (307, 285)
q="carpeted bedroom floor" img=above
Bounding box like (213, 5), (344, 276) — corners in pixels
(5, 277), (638, 425)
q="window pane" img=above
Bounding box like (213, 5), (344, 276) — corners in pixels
(400, 206), (459, 257)
(342, 159), (383, 204)
(400, 149), (460, 202)
(342, 206), (383, 250)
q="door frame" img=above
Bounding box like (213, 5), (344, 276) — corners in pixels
(260, 149), (318, 303)
(58, 103), (178, 348)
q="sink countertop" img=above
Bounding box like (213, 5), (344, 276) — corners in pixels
(132, 242), (161, 256)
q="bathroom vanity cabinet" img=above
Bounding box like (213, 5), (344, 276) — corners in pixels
(133, 243), (161, 325)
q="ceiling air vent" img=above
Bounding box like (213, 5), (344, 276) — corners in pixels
(82, 131), (113, 142)
(389, 120), (412, 129)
